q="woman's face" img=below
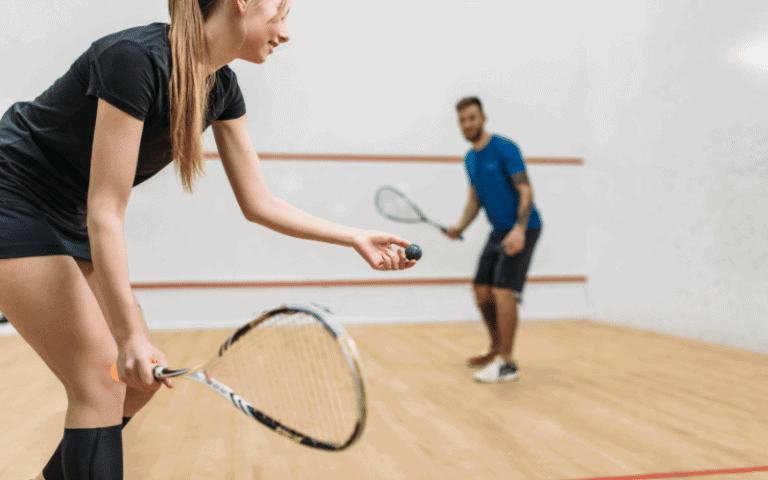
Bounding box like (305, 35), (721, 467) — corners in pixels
(237, 0), (290, 64)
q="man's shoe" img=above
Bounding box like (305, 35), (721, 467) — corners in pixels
(473, 357), (519, 383)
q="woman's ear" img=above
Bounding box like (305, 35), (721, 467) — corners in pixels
(235, 0), (248, 15)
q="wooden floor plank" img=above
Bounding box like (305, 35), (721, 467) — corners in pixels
(1, 320), (765, 480)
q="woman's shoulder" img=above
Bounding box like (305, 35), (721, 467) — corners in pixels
(88, 23), (170, 63)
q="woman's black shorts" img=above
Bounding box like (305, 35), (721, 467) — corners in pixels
(0, 194), (91, 261)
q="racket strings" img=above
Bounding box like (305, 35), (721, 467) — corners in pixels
(203, 311), (360, 444)
(375, 188), (424, 222)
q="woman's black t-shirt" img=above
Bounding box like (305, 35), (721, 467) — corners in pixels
(0, 22), (246, 221)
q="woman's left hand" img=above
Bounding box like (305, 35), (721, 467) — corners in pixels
(352, 231), (417, 271)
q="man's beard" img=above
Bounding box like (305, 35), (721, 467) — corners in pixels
(464, 128), (483, 143)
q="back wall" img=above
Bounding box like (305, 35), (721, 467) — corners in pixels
(1, 0), (765, 353)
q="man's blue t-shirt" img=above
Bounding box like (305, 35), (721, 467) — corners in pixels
(464, 134), (542, 237)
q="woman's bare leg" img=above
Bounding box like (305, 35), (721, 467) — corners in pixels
(0, 255), (126, 479)
(77, 259), (157, 417)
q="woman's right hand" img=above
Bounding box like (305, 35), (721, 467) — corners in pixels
(116, 335), (173, 390)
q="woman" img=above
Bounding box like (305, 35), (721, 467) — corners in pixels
(0, 0), (415, 478)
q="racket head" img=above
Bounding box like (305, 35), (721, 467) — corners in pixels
(194, 303), (367, 451)
(374, 185), (429, 223)
(374, 185), (460, 238)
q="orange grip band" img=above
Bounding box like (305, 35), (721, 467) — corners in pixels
(110, 359), (159, 383)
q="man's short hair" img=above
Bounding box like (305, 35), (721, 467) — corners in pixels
(456, 96), (483, 113)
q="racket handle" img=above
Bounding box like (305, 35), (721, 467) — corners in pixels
(153, 365), (190, 379)
(110, 359), (162, 383)
(440, 226), (464, 241)
(153, 364), (169, 379)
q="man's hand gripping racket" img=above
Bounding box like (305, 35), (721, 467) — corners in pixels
(111, 303), (367, 451)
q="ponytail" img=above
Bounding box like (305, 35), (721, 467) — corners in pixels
(167, 0), (217, 193)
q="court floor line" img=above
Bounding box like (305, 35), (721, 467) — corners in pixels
(568, 465), (768, 480)
(129, 275), (587, 290)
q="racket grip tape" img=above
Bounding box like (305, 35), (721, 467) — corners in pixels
(110, 359), (160, 383)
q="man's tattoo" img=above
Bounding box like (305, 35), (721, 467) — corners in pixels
(517, 202), (532, 228)
(510, 172), (532, 228)
(511, 171), (530, 187)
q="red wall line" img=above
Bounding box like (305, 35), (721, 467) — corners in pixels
(203, 151), (584, 165)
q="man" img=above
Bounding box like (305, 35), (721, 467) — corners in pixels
(446, 97), (543, 383)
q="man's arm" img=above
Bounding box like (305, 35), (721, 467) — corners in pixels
(446, 186), (481, 239)
(511, 171), (533, 229)
(502, 171), (534, 255)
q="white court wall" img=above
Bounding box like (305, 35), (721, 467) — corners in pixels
(1, 1), (766, 353)
(122, 159), (587, 326)
(123, 160), (583, 281)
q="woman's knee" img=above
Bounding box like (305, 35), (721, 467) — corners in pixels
(58, 337), (126, 424)
(123, 385), (157, 417)
(65, 360), (126, 412)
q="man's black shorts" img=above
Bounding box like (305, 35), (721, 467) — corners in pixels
(474, 228), (541, 298)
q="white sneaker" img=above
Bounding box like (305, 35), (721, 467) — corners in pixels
(473, 356), (519, 383)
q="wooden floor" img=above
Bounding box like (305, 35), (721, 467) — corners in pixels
(1, 320), (766, 480)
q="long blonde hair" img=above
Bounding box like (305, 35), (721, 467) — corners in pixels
(167, 0), (217, 193)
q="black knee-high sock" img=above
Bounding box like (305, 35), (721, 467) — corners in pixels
(121, 416), (132, 429)
(61, 424), (123, 479)
(42, 418), (131, 480)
